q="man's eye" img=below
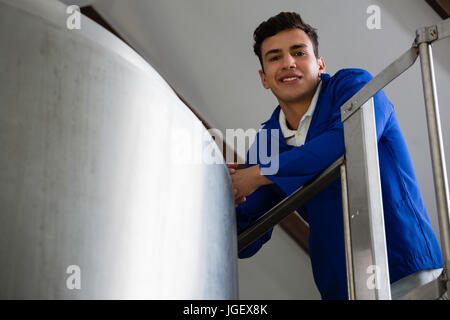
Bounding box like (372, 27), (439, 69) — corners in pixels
(295, 51), (305, 56)
(269, 56), (280, 61)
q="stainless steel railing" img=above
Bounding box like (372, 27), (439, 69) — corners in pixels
(238, 18), (450, 300)
(238, 156), (344, 252)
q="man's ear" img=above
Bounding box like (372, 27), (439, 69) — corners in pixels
(258, 69), (270, 89)
(317, 57), (326, 77)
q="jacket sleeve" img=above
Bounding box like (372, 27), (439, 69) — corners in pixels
(236, 178), (285, 258)
(260, 68), (394, 195)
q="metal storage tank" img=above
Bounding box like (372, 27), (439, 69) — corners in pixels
(0, 0), (237, 299)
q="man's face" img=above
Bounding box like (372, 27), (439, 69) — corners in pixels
(258, 28), (325, 105)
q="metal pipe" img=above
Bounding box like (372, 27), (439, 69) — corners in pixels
(418, 42), (450, 297)
(340, 163), (355, 300)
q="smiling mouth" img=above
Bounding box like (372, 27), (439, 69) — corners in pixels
(280, 76), (302, 83)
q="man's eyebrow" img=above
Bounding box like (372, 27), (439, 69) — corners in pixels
(264, 48), (282, 59)
(290, 43), (308, 50)
(263, 43), (308, 59)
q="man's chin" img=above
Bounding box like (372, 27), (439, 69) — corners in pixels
(276, 93), (308, 104)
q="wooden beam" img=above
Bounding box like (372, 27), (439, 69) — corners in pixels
(280, 213), (309, 253)
(425, 0), (450, 19)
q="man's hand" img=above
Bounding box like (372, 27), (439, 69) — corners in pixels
(227, 163), (246, 207)
(227, 163), (273, 207)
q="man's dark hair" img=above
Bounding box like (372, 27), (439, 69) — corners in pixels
(253, 12), (319, 71)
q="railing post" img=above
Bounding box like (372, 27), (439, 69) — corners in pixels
(418, 41), (450, 297)
(340, 163), (355, 300)
(342, 98), (391, 300)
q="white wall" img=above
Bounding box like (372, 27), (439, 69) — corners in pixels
(59, 0), (98, 7)
(238, 226), (320, 299)
(85, 0), (449, 299)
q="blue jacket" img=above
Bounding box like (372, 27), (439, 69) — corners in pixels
(236, 68), (443, 300)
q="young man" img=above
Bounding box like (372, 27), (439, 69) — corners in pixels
(229, 12), (443, 300)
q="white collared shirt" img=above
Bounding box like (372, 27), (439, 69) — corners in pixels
(279, 81), (322, 146)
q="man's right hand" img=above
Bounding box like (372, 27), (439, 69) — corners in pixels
(227, 163), (246, 208)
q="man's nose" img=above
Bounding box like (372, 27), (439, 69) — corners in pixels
(282, 53), (296, 69)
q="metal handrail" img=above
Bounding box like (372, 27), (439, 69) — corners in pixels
(238, 156), (344, 252)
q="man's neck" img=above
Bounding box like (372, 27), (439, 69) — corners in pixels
(279, 93), (314, 131)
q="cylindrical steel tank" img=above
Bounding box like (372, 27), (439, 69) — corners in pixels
(0, 0), (237, 299)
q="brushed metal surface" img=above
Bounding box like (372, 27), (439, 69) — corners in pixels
(343, 99), (391, 300)
(0, 0), (237, 299)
